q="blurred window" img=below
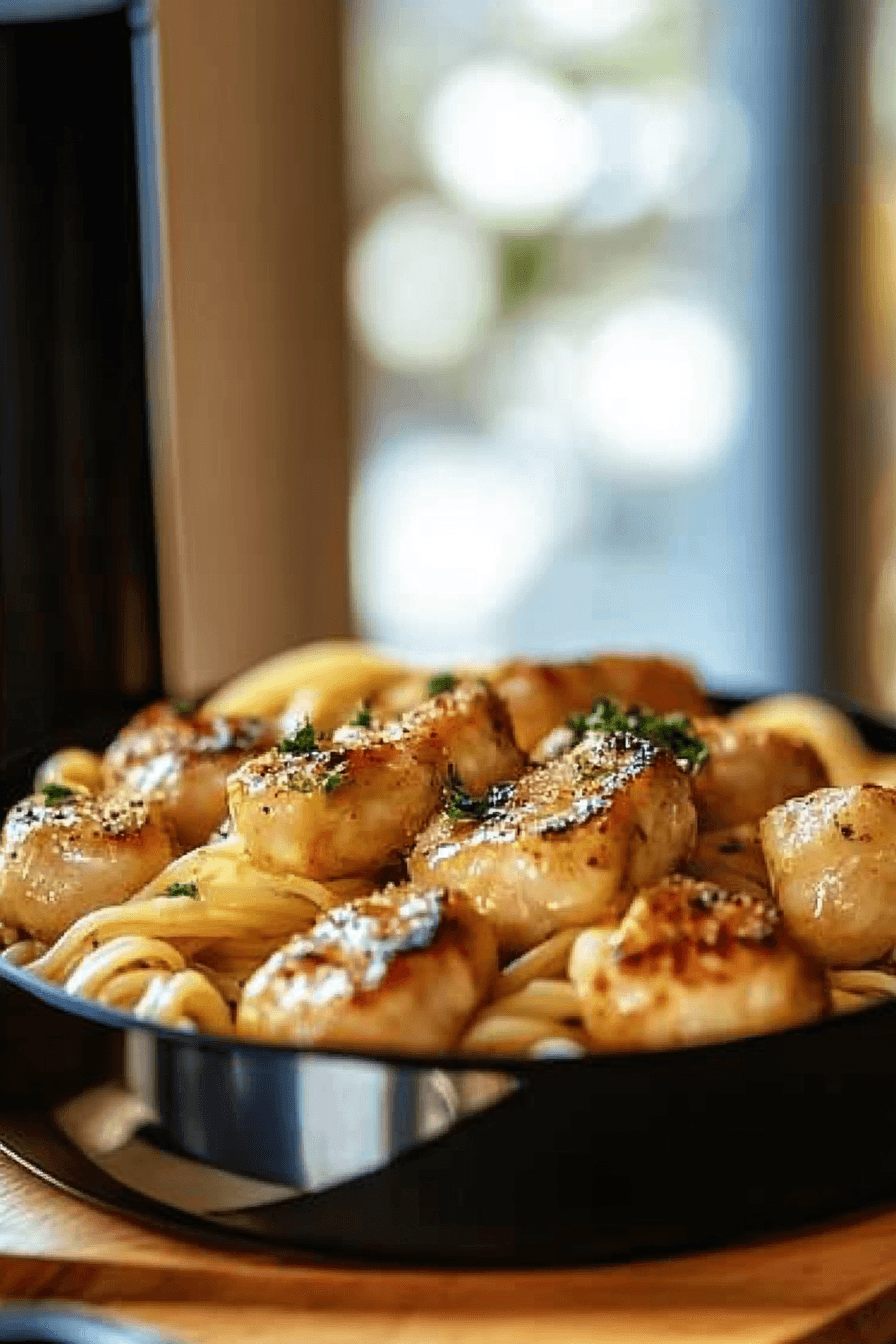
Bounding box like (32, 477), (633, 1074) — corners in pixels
(344, 0), (825, 692)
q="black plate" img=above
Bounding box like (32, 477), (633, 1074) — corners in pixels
(3, 697), (896, 1266)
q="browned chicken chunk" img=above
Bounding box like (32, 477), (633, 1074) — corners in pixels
(569, 876), (827, 1050)
(370, 656), (709, 754)
(410, 731), (696, 957)
(236, 885), (497, 1051)
(0, 789), (174, 942)
(691, 718), (829, 831)
(228, 680), (525, 881)
(103, 702), (276, 850)
(761, 784), (896, 967)
(490, 655), (710, 753)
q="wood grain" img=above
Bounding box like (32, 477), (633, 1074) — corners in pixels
(4, 1154), (896, 1342)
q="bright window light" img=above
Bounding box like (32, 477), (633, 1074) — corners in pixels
(580, 296), (748, 480)
(347, 196), (498, 371)
(571, 86), (752, 233)
(421, 59), (596, 231)
(639, 88), (753, 219)
(871, 0), (896, 146)
(479, 313), (583, 440)
(351, 431), (566, 655)
(573, 90), (665, 231)
(515, 0), (655, 52)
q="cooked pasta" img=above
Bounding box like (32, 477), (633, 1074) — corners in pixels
(727, 694), (881, 786)
(34, 747), (103, 794)
(480, 978), (582, 1024)
(202, 640), (409, 721)
(64, 935), (186, 997)
(460, 1014), (589, 1057)
(132, 969), (232, 1034)
(493, 928), (585, 999)
(3, 639), (896, 1054)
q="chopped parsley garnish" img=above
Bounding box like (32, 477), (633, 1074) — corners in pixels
(444, 769), (490, 822)
(569, 699), (629, 742)
(569, 699), (708, 772)
(323, 769), (348, 793)
(427, 672), (457, 697)
(42, 783), (75, 804)
(567, 711), (590, 743)
(279, 718), (316, 755)
(349, 705), (372, 728)
(164, 881), (199, 900)
(172, 697), (198, 717)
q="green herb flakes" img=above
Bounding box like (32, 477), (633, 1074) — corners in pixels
(164, 881), (199, 900)
(444, 769), (490, 822)
(569, 699), (708, 772)
(427, 672), (457, 698)
(279, 719), (316, 755)
(41, 783), (75, 803)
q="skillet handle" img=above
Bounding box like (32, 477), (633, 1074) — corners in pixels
(125, 1036), (523, 1193)
(41, 1032), (524, 1198)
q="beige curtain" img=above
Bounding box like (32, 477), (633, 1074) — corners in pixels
(147, 0), (350, 698)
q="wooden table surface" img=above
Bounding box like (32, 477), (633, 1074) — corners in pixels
(3, 1151), (896, 1344)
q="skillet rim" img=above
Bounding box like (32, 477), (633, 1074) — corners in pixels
(2, 688), (895, 1075)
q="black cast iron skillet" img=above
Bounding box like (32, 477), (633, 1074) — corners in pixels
(2, 698), (896, 1267)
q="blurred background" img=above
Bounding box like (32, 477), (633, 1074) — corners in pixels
(0, 0), (893, 749)
(345, 0), (841, 691)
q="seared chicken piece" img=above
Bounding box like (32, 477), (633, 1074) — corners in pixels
(489, 655), (710, 753)
(324, 679), (524, 790)
(103, 702), (276, 850)
(229, 734), (439, 884)
(228, 680), (525, 882)
(569, 876), (827, 1050)
(761, 784), (896, 967)
(692, 717), (828, 831)
(360, 673), (435, 721)
(530, 701), (708, 770)
(391, 677), (526, 796)
(237, 884), (497, 1051)
(370, 656), (709, 754)
(0, 788), (174, 942)
(682, 823), (770, 899)
(410, 731), (696, 957)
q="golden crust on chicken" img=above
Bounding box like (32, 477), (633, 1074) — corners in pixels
(228, 680), (525, 882)
(0, 788), (174, 942)
(761, 783), (896, 967)
(370, 655), (709, 755)
(103, 702), (276, 850)
(410, 730), (696, 957)
(692, 717), (829, 831)
(569, 876), (827, 1051)
(237, 884), (497, 1051)
(489, 655), (710, 753)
